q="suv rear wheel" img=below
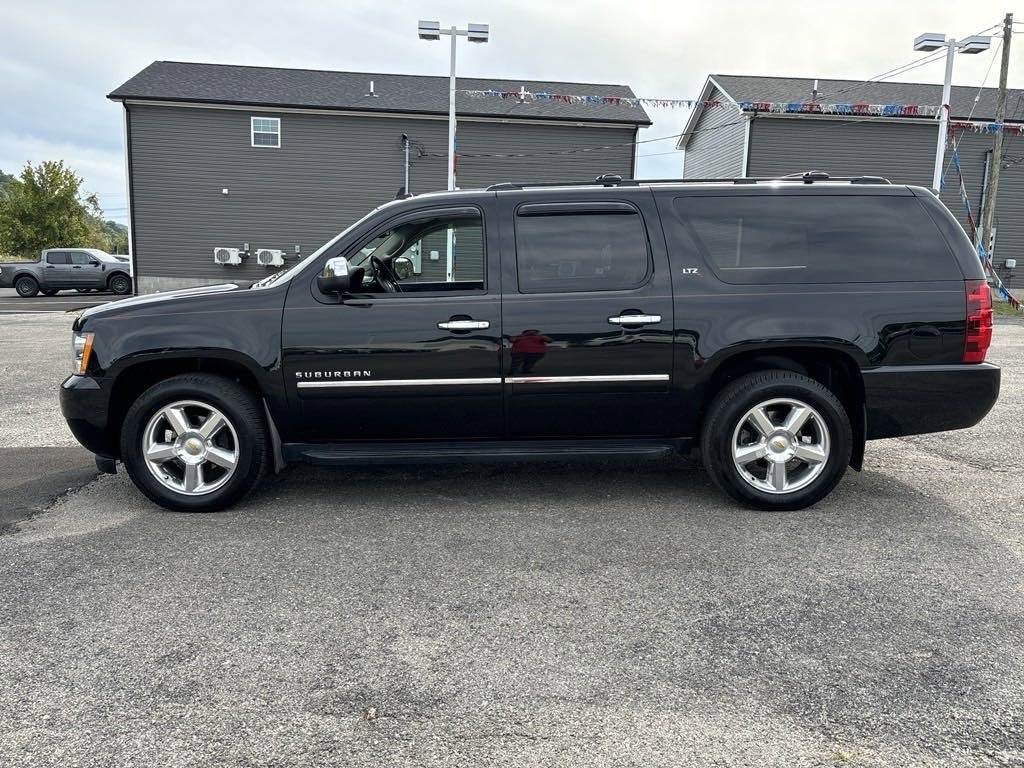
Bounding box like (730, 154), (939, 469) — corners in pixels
(15, 275), (39, 297)
(701, 371), (852, 510)
(120, 373), (268, 512)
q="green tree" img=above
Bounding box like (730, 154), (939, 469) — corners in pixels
(0, 161), (110, 259)
(101, 219), (129, 254)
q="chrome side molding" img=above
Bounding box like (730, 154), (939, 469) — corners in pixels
(297, 374), (670, 389)
(297, 377), (502, 389)
(506, 374), (670, 384)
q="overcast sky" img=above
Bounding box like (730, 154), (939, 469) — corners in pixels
(2, 0), (1020, 224)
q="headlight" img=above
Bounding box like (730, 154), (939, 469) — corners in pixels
(72, 332), (95, 375)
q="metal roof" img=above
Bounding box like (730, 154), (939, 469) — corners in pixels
(108, 61), (651, 126)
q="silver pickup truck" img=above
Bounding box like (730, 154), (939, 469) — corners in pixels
(0, 249), (132, 297)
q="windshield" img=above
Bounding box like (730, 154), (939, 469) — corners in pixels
(250, 199), (402, 289)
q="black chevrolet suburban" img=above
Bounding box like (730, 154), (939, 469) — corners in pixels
(60, 173), (1000, 512)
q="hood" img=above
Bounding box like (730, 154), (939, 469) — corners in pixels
(76, 283), (242, 325)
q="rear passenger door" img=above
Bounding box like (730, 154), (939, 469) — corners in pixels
(498, 191), (674, 437)
(42, 251), (73, 287)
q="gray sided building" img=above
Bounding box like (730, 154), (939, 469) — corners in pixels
(109, 61), (651, 294)
(679, 74), (1024, 291)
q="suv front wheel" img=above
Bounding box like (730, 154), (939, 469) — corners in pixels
(108, 274), (132, 295)
(120, 373), (269, 512)
(701, 371), (852, 511)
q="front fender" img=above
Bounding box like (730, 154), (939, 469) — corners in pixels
(78, 286), (287, 414)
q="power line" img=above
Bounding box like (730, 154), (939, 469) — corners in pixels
(636, 149), (685, 159)
(942, 38), (1003, 184)
(417, 117), (749, 161)
(818, 50), (949, 101)
(816, 21), (1002, 103)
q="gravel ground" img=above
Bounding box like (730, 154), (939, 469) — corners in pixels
(0, 313), (79, 447)
(0, 315), (1022, 767)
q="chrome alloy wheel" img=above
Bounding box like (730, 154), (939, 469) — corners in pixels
(731, 397), (830, 495)
(142, 400), (240, 496)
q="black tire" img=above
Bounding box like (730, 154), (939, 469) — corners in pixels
(40, 288), (59, 296)
(108, 273), (132, 295)
(75, 288), (92, 294)
(701, 370), (852, 511)
(14, 275), (39, 297)
(120, 373), (269, 512)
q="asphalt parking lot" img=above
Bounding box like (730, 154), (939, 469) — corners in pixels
(1, 311), (1023, 767)
(0, 287), (116, 314)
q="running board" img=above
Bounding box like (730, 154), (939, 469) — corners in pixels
(284, 439), (684, 466)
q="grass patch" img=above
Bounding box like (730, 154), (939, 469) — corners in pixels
(993, 300), (1022, 316)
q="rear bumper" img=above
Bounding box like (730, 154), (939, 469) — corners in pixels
(60, 374), (117, 457)
(863, 363), (1000, 439)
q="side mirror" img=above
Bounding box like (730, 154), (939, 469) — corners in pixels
(393, 255), (415, 280)
(317, 256), (352, 295)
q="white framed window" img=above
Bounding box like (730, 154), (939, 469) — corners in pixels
(251, 117), (281, 148)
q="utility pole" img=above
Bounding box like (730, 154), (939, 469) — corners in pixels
(980, 12), (1014, 257)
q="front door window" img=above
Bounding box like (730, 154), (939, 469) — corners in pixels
(351, 214), (485, 294)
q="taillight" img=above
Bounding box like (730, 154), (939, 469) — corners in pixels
(963, 279), (993, 363)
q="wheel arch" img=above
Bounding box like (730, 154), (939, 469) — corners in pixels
(699, 344), (866, 470)
(106, 352), (268, 457)
(13, 271), (39, 285)
(106, 270), (132, 286)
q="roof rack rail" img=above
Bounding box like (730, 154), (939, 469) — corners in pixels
(486, 172), (891, 192)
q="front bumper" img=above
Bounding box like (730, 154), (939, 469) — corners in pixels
(60, 374), (117, 457)
(863, 362), (1001, 439)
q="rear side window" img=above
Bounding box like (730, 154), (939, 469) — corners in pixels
(46, 252), (69, 265)
(672, 195), (961, 284)
(515, 209), (650, 293)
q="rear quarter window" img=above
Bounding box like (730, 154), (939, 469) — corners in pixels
(671, 195), (963, 284)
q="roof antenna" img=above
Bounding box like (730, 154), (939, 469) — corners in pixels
(366, 80), (377, 97)
(812, 78), (819, 101)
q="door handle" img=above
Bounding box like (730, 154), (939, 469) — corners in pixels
(72, 265), (82, 269)
(438, 319), (490, 330)
(608, 314), (662, 325)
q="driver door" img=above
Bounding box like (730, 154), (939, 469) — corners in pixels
(69, 251), (101, 286)
(281, 203), (503, 443)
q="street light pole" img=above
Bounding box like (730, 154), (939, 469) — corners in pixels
(914, 32), (991, 194)
(935, 40), (957, 193)
(418, 20), (490, 191)
(447, 26), (457, 191)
